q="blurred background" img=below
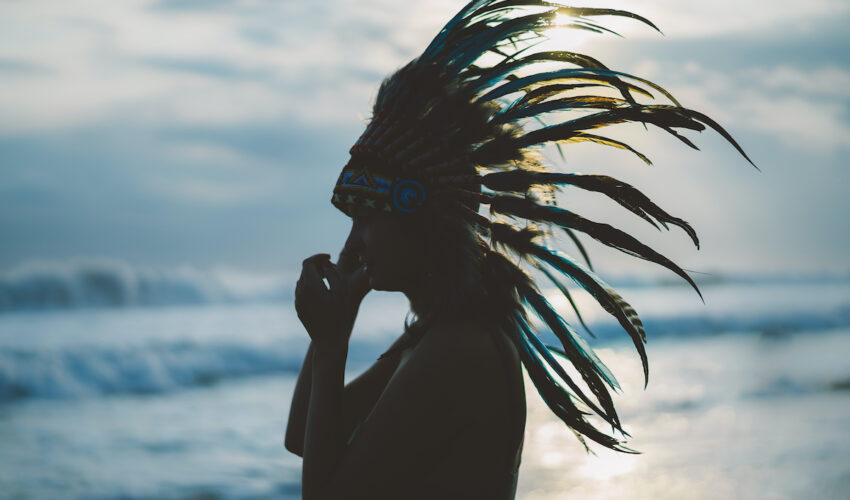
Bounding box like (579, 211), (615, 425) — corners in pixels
(1, 0), (848, 499)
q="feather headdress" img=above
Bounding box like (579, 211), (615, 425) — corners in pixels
(332, 0), (756, 452)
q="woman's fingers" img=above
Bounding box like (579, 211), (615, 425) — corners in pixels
(321, 260), (344, 295)
(299, 252), (369, 314)
(295, 253), (368, 344)
(301, 260), (323, 287)
(297, 254), (331, 295)
(302, 253), (331, 267)
(322, 259), (370, 307)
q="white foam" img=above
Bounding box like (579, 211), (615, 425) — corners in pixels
(0, 259), (292, 311)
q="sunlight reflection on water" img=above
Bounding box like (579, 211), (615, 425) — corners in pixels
(516, 328), (850, 500)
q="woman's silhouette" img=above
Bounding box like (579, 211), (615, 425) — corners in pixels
(285, 1), (754, 498)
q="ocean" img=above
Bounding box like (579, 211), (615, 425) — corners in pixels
(1, 274), (849, 499)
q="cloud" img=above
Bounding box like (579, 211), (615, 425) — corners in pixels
(588, 0), (850, 39)
(0, 0), (848, 274)
(630, 61), (850, 152)
(0, 58), (53, 75)
(3, 0), (847, 135)
(150, 0), (235, 10)
(749, 65), (850, 98)
(137, 56), (272, 80)
(0, 0), (455, 134)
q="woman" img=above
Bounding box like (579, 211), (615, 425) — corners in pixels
(287, 207), (527, 499)
(285, 1), (755, 499)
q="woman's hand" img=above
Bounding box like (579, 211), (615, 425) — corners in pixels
(295, 253), (370, 349)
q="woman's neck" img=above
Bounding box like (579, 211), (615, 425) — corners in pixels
(400, 266), (436, 318)
(404, 288), (434, 319)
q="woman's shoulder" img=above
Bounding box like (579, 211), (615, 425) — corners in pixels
(418, 314), (492, 350)
(411, 314), (520, 391)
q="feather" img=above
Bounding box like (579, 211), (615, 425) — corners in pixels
(420, 0), (493, 59)
(490, 222), (650, 386)
(514, 82), (653, 109)
(469, 1), (662, 35)
(555, 6), (662, 34)
(491, 194), (704, 300)
(511, 314), (636, 452)
(477, 67), (654, 106)
(482, 171), (699, 247)
(567, 132), (652, 165)
(469, 51), (611, 94)
(515, 296), (615, 423)
(545, 343), (621, 391)
(532, 260), (597, 338)
(495, 95), (632, 122)
(512, 105), (758, 169)
(562, 227), (594, 271)
(445, 12), (554, 71)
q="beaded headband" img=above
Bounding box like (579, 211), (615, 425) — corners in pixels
(331, 146), (427, 215)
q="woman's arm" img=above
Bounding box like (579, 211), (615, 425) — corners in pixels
(285, 336), (407, 457)
(302, 341), (349, 500)
(284, 341), (315, 456)
(301, 319), (500, 499)
(293, 253), (359, 499)
(287, 250), (372, 456)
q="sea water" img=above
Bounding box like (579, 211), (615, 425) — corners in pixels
(1, 280), (849, 499)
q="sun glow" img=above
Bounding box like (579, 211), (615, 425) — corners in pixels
(541, 13), (592, 52)
(577, 448), (639, 481)
(553, 13), (573, 26)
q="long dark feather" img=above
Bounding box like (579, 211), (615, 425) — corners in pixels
(513, 105), (757, 168)
(515, 295), (613, 420)
(491, 194), (704, 300)
(533, 261), (597, 338)
(511, 314), (636, 452)
(517, 280), (621, 400)
(482, 171), (699, 246)
(556, 6), (662, 33)
(509, 82), (628, 109)
(563, 226), (594, 270)
(496, 95), (632, 122)
(470, 51), (611, 94)
(446, 12), (554, 70)
(477, 67), (679, 107)
(491, 222), (650, 386)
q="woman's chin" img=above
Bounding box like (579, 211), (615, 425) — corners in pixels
(367, 274), (381, 290)
(367, 273), (399, 292)
(369, 277), (388, 291)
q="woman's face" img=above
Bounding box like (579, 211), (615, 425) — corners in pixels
(341, 205), (427, 292)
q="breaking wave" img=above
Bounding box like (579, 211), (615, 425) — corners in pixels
(0, 338), (384, 402)
(0, 260), (290, 312)
(2, 271), (849, 403)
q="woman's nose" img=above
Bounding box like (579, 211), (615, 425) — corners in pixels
(338, 222), (365, 272)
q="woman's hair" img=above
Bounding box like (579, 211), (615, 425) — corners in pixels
(334, 0), (756, 452)
(407, 204), (487, 316)
(392, 223), (522, 366)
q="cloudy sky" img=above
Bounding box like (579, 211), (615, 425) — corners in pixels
(1, 0), (848, 282)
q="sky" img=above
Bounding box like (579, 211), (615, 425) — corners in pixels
(1, 0), (849, 283)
